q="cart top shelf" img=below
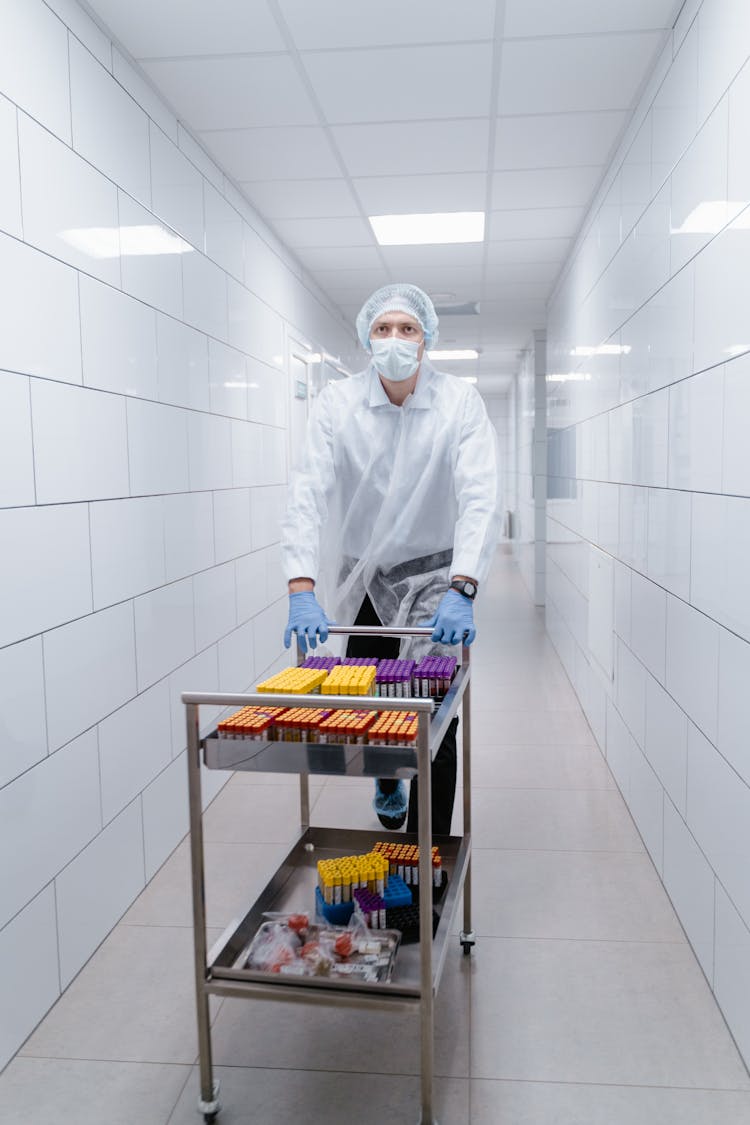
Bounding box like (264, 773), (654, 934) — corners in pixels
(190, 661), (469, 779)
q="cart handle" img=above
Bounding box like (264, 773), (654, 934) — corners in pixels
(326, 625), (433, 637)
(181, 690), (433, 712)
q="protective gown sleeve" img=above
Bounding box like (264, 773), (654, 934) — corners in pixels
(450, 388), (502, 585)
(280, 386), (337, 583)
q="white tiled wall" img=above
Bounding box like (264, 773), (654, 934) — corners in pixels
(0, 0), (356, 1070)
(546, 0), (750, 1066)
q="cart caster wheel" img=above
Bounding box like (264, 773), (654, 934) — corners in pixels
(460, 929), (476, 956)
(197, 1079), (220, 1121)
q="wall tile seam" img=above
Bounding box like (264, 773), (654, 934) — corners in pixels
(548, 480), (745, 509)
(570, 244), (688, 353)
(16, 105), (200, 257)
(553, 532), (750, 656)
(659, 800), (727, 978)
(669, 805), (750, 951)
(0, 566), (282, 705)
(544, 363), (733, 436)
(549, 562), (750, 795)
(548, 20), (703, 307)
(0, 226), (301, 366)
(695, 20), (750, 135)
(0, 483), (285, 521)
(71, 25), (357, 333)
(50, 876), (63, 995)
(604, 78), (733, 284)
(0, 889), (63, 1029)
(43, 0), (114, 76)
(558, 630), (750, 1006)
(99, 747), (183, 835)
(10, 113), (345, 355)
(555, 160), (743, 344)
(0, 782), (135, 939)
(59, 25), (289, 294)
(672, 0), (702, 59)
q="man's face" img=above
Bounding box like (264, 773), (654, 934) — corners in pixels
(370, 311), (425, 363)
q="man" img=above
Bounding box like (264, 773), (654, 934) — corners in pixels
(281, 283), (500, 833)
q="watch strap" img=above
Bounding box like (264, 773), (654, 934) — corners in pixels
(450, 579), (477, 601)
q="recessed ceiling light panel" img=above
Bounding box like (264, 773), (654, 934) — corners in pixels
(368, 211), (485, 246)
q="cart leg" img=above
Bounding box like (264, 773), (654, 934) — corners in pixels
(417, 712), (438, 1125)
(299, 772), (310, 831)
(186, 703), (221, 1121)
(459, 645), (475, 956)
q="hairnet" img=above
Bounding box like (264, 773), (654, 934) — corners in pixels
(355, 284), (439, 350)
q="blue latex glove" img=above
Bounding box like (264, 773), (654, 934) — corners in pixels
(421, 590), (476, 646)
(283, 591), (331, 653)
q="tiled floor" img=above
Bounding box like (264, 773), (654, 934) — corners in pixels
(4, 549), (750, 1123)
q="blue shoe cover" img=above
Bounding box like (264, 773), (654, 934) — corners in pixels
(373, 780), (407, 829)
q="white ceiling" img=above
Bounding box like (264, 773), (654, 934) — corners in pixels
(85, 0), (683, 392)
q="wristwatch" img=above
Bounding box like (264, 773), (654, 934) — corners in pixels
(450, 578), (478, 601)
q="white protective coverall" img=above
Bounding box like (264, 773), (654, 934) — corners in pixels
(281, 357), (501, 657)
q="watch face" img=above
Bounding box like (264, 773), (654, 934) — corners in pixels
(453, 580), (477, 599)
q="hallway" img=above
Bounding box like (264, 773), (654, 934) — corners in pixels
(2, 548), (748, 1124)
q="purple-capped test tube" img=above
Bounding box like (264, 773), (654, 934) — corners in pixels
(376, 658), (391, 697)
(301, 655), (340, 671)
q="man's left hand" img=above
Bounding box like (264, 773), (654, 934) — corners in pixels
(421, 590), (476, 645)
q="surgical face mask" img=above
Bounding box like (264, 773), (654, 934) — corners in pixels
(370, 336), (421, 382)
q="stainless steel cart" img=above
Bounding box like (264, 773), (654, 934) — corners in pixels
(182, 625), (474, 1125)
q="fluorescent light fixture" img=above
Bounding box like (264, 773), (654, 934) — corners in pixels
(724, 345), (750, 357)
(428, 349), (479, 360)
(60, 225), (194, 259)
(546, 372), (592, 382)
(570, 344), (631, 357)
(671, 200), (750, 235)
(461, 376), (478, 384)
(368, 211), (485, 246)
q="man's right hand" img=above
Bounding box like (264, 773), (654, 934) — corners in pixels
(284, 591), (331, 653)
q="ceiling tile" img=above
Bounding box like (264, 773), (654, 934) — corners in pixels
(279, 0), (497, 49)
(491, 166), (602, 210)
(478, 298), (547, 326)
(498, 32), (665, 115)
(480, 280), (552, 302)
(304, 44), (493, 123)
(400, 265), (485, 291)
(199, 126), (341, 181)
(352, 172), (486, 215)
(486, 237), (572, 264)
(489, 205), (584, 239)
(295, 246), (384, 270)
(271, 216), (375, 248)
(241, 178), (360, 219)
(334, 119), (490, 177)
(504, 0), (681, 38)
(311, 267), (391, 290)
(380, 243), (485, 271)
(87, 0), (285, 56)
(484, 260), (561, 284)
(495, 111), (627, 169)
(140, 55), (317, 130)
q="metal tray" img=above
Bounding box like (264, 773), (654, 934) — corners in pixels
(205, 826), (471, 1005)
(201, 663), (469, 779)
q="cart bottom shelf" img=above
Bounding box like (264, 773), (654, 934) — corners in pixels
(205, 826), (471, 1004)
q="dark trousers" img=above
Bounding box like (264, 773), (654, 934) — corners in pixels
(346, 595), (458, 836)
